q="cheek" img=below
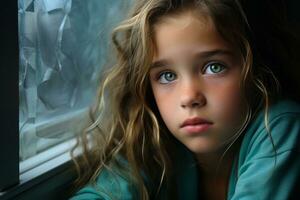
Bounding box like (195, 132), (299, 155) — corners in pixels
(151, 85), (177, 127)
(154, 90), (172, 116)
(210, 82), (245, 123)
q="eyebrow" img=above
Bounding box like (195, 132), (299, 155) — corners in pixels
(150, 49), (235, 69)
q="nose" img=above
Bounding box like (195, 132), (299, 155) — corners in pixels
(180, 78), (206, 109)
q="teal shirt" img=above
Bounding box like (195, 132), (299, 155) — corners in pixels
(227, 99), (300, 200)
(70, 99), (300, 199)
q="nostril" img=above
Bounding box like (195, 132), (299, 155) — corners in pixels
(191, 102), (200, 107)
(181, 98), (206, 108)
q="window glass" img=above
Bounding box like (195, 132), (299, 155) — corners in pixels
(18, 0), (132, 161)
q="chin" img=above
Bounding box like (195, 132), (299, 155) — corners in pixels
(187, 141), (224, 154)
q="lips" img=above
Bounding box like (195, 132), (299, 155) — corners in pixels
(180, 117), (212, 134)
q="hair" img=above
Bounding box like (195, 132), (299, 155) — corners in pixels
(70, 0), (300, 199)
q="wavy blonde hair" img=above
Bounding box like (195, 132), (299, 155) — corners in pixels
(71, 0), (282, 199)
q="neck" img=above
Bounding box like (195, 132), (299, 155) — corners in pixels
(196, 149), (234, 179)
(196, 138), (242, 179)
(196, 148), (235, 200)
(196, 140), (242, 200)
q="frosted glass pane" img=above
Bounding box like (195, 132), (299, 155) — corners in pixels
(18, 0), (132, 160)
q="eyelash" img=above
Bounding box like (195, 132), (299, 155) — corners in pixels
(156, 61), (228, 84)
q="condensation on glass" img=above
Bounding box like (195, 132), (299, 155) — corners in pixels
(18, 0), (131, 161)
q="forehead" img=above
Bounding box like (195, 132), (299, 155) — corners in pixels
(153, 9), (210, 28)
(151, 10), (234, 62)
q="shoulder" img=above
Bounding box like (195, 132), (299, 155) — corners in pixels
(240, 99), (300, 159)
(228, 99), (300, 199)
(70, 161), (139, 200)
(250, 98), (300, 132)
(267, 99), (300, 119)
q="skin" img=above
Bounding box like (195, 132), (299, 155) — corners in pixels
(149, 10), (247, 199)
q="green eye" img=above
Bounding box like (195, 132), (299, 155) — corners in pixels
(158, 71), (177, 84)
(205, 62), (226, 74)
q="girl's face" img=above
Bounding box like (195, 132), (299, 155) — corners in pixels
(149, 11), (247, 154)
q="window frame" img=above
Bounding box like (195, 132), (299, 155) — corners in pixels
(0, 2), (77, 199)
(0, 0), (19, 192)
(1, 1), (133, 199)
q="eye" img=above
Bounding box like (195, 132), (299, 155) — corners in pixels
(204, 62), (226, 74)
(158, 71), (177, 84)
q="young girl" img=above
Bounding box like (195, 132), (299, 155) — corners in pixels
(70, 0), (300, 199)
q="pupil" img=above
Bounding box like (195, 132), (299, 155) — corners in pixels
(212, 64), (220, 72)
(166, 73), (173, 80)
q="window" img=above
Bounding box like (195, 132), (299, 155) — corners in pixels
(1, 0), (132, 198)
(19, 0), (132, 162)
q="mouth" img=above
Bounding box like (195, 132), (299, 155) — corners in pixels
(180, 117), (213, 134)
